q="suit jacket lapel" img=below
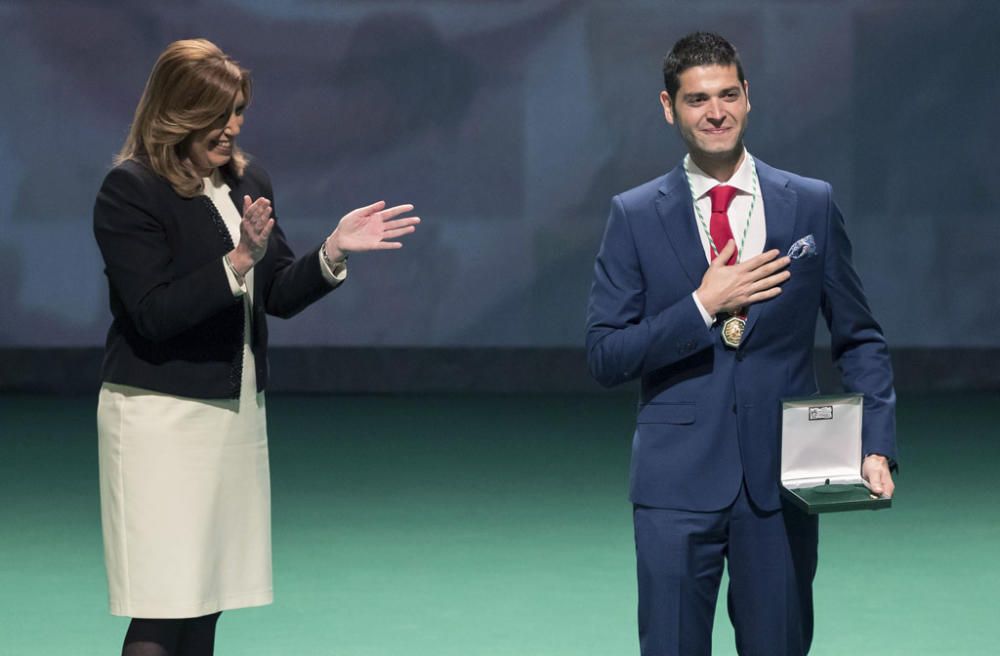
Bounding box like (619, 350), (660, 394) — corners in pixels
(220, 169), (261, 307)
(224, 168), (246, 213)
(651, 158), (800, 346)
(742, 159), (798, 343)
(654, 165), (709, 291)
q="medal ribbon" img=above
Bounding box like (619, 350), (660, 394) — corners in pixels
(686, 157), (760, 346)
(687, 156), (758, 265)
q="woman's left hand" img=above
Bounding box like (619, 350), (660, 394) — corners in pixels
(324, 201), (420, 262)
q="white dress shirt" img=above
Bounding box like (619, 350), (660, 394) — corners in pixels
(686, 149), (767, 326)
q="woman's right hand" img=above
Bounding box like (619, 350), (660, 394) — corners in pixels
(228, 195), (275, 276)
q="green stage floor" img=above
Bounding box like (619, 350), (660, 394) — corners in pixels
(1, 392), (997, 655)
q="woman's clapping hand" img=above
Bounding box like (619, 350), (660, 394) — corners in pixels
(324, 201), (420, 262)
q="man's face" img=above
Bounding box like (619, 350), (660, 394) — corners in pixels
(660, 64), (750, 163)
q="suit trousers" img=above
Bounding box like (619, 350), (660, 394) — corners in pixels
(634, 481), (819, 656)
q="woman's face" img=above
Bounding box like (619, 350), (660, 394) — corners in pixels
(186, 89), (246, 176)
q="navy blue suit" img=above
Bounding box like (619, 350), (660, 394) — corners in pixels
(586, 158), (895, 654)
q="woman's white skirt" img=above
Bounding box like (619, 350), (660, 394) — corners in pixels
(97, 381), (273, 618)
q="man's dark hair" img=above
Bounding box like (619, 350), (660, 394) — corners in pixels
(662, 32), (745, 99)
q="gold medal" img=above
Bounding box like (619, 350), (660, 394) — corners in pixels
(721, 315), (746, 349)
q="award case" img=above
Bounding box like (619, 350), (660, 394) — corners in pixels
(780, 393), (892, 514)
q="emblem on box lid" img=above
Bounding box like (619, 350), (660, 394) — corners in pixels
(808, 405), (833, 421)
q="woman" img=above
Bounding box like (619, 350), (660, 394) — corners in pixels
(93, 39), (418, 655)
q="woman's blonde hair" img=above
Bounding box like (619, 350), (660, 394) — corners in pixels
(117, 39), (252, 197)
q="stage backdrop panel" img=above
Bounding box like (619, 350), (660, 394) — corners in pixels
(0, 0), (997, 348)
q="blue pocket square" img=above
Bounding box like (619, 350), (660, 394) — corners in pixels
(787, 234), (817, 260)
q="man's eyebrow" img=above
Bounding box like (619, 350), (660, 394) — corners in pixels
(682, 86), (743, 101)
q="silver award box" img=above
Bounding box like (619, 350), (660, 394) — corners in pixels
(780, 393), (892, 514)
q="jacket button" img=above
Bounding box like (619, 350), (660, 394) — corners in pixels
(731, 404), (737, 414)
(735, 351), (744, 362)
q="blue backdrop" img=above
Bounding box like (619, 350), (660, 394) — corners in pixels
(1, 0), (996, 348)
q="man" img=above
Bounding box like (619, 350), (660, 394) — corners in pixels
(585, 32), (896, 655)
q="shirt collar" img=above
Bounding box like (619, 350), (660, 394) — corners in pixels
(204, 169), (230, 193)
(684, 148), (754, 199)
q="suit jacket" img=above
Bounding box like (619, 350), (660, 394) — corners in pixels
(585, 158), (896, 512)
(93, 158), (337, 399)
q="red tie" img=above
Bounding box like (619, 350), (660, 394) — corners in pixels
(708, 185), (739, 265)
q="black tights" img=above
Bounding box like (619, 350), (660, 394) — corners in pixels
(122, 612), (221, 656)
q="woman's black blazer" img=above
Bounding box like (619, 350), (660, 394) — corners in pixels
(93, 158), (337, 399)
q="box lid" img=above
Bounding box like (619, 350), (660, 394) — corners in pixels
(780, 393), (863, 488)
